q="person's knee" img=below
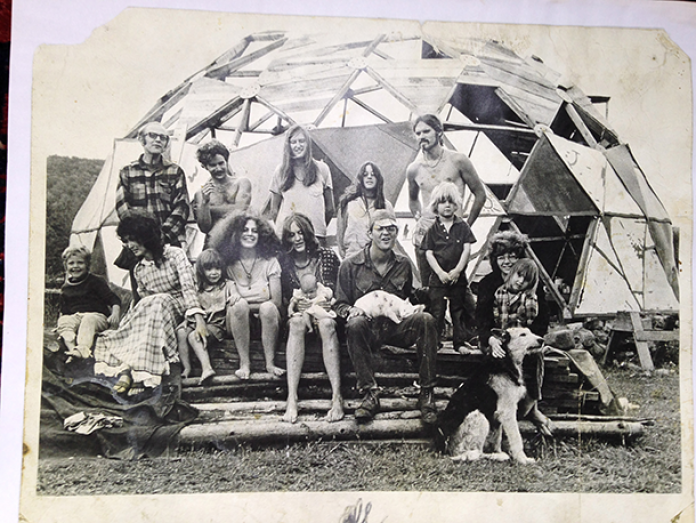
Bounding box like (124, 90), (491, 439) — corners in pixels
(412, 311), (436, 328)
(288, 315), (307, 334)
(317, 318), (336, 336)
(258, 301), (279, 321)
(346, 315), (370, 336)
(229, 298), (249, 317)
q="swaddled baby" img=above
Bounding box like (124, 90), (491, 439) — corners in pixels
(288, 273), (336, 333)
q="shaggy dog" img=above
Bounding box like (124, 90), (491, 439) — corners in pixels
(436, 327), (544, 464)
(354, 290), (425, 324)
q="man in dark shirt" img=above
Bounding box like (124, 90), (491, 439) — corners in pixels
(334, 209), (439, 424)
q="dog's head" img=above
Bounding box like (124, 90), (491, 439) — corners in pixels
(491, 327), (544, 383)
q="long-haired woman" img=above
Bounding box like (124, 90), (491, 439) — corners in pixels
(266, 125), (335, 245)
(337, 161), (394, 258)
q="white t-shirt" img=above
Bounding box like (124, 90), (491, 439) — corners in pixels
(269, 160), (332, 238)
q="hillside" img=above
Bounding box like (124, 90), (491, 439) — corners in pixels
(45, 156), (103, 281)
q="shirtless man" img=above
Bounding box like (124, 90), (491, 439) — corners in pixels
(406, 114), (487, 284)
(192, 140), (252, 243)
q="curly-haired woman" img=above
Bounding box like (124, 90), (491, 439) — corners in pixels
(208, 212), (284, 379)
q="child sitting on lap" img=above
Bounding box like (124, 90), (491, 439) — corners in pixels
(494, 259), (540, 329)
(56, 246), (121, 360)
(177, 249), (239, 385)
(287, 273), (336, 333)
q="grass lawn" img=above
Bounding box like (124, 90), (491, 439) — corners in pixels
(37, 366), (682, 494)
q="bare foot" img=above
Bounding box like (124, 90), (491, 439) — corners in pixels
(267, 365), (286, 378)
(325, 400), (345, 422)
(235, 367), (251, 380)
(199, 369), (216, 386)
(181, 369), (191, 379)
(282, 404), (298, 424)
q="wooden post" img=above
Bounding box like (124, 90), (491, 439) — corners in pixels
(629, 311), (655, 371)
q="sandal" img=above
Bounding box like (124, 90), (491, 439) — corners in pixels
(113, 373), (132, 394)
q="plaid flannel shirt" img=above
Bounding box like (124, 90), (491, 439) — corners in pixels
(115, 155), (190, 245)
(493, 286), (539, 330)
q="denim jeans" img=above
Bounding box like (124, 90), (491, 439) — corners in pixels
(345, 311), (438, 392)
(428, 285), (476, 347)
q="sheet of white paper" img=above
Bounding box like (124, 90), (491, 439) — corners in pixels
(2, 1), (695, 522)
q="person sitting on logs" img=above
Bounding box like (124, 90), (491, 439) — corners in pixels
(334, 208), (439, 425)
(208, 212), (285, 379)
(94, 212), (205, 395)
(278, 213), (343, 424)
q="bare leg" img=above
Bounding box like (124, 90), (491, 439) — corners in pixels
(282, 315), (307, 423)
(259, 301), (284, 377)
(303, 312), (314, 333)
(227, 298), (251, 379)
(176, 327), (192, 379)
(317, 318), (344, 422)
(187, 331), (216, 385)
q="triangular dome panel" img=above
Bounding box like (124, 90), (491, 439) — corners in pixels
(508, 136), (597, 215)
(574, 221), (641, 314)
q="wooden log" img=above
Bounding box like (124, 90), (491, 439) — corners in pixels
(176, 418), (644, 447)
(196, 409), (425, 423)
(193, 398), (449, 417)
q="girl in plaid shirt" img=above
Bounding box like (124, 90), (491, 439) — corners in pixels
(493, 259), (540, 329)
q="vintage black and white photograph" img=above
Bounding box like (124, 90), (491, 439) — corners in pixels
(10, 2), (694, 522)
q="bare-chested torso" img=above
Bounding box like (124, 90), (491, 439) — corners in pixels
(202, 176), (243, 207)
(411, 149), (469, 217)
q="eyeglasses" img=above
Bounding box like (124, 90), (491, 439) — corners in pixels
(145, 132), (169, 142)
(496, 253), (519, 261)
(374, 225), (398, 235)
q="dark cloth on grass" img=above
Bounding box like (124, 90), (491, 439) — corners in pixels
(41, 353), (197, 459)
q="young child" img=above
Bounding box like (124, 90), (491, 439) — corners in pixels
(422, 182), (477, 351)
(56, 246), (121, 360)
(176, 249), (238, 385)
(493, 259), (540, 329)
(287, 273), (336, 333)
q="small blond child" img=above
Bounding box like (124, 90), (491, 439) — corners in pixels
(493, 259), (540, 329)
(177, 249), (239, 385)
(56, 246), (121, 360)
(287, 273), (336, 333)
(422, 182), (477, 351)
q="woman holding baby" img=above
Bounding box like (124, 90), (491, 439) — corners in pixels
(279, 213), (343, 423)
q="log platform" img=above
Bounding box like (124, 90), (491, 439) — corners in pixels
(40, 334), (646, 456)
(170, 337), (643, 450)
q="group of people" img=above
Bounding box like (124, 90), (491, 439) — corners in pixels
(56, 113), (553, 430)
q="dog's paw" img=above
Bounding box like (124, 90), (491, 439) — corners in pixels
(450, 450), (483, 462)
(486, 452), (510, 461)
(512, 454), (536, 465)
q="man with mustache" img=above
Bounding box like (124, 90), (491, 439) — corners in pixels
(406, 114), (486, 285)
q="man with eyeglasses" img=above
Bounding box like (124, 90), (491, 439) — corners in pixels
(334, 209), (439, 424)
(114, 122), (191, 295)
